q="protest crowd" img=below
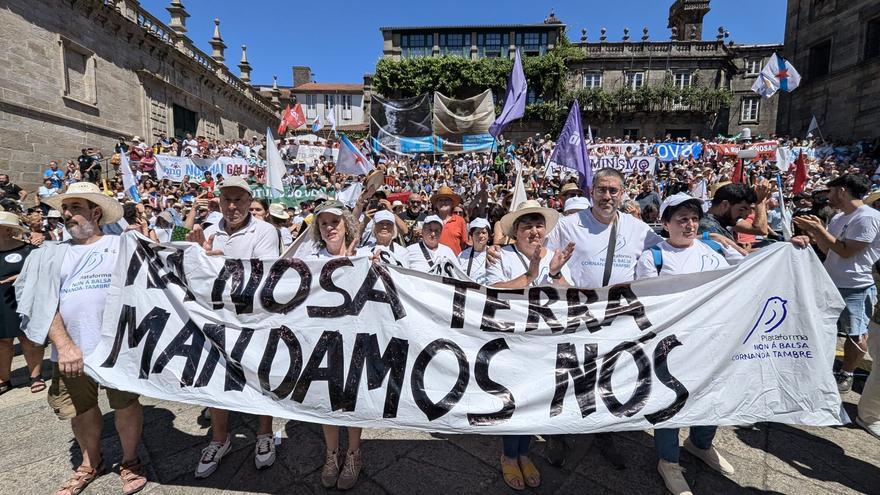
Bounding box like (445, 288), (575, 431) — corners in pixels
(1, 126), (880, 495)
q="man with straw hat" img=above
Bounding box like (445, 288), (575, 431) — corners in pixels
(430, 185), (468, 255)
(16, 181), (148, 494)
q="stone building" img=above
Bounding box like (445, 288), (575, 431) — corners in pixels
(255, 67), (369, 134)
(567, 0), (780, 139)
(776, 0), (880, 140)
(0, 0), (278, 189)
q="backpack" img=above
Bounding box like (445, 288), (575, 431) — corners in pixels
(649, 239), (724, 275)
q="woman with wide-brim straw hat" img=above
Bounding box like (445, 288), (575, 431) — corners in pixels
(429, 185), (468, 255)
(0, 211), (45, 395)
(485, 199), (575, 491)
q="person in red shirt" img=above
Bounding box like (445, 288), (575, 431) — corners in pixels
(199, 171), (216, 199)
(431, 186), (467, 255)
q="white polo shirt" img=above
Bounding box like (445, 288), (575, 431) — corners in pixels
(406, 241), (460, 274)
(203, 214), (281, 259)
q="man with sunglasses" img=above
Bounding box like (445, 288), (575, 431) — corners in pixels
(399, 195), (427, 245)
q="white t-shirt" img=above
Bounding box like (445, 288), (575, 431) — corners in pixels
(406, 241), (460, 274)
(546, 209), (663, 288)
(458, 246), (488, 284)
(357, 242), (410, 268)
(635, 240), (730, 280)
(154, 227), (172, 244)
(55, 235), (121, 362)
(485, 244), (572, 287)
(203, 215), (281, 259)
(824, 205), (880, 288)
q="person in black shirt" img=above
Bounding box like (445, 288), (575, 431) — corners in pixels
(0, 174), (26, 201)
(398, 195), (427, 245)
(77, 149), (100, 183)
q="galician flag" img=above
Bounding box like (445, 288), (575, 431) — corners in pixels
(336, 134), (374, 176)
(751, 53), (801, 98)
(119, 149), (141, 202)
(548, 100), (592, 191)
(311, 115), (323, 133)
(327, 106), (338, 136)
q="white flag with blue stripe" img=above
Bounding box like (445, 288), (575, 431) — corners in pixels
(120, 149), (141, 202)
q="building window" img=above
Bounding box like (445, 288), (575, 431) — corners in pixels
(341, 95), (353, 120)
(324, 94), (335, 114)
(516, 32), (547, 56)
(744, 58), (763, 75)
(305, 94), (317, 118)
(401, 34), (431, 58)
(440, 33), (471, 57)
(477, 32), (508, 58)
(673, 72), (692, 88)
(625, 72), (645, 89)
(741, 97), (760, 122)
(59, 36), (97, 105)
(807, 39), (832, 78)
(866, 17), (880, 60)
(623, 128), (640, 139)
(526, 88), (542, 105)
(583, 72), (603, 89)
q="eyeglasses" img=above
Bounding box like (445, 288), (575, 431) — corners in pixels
(593, 187), (621, 197)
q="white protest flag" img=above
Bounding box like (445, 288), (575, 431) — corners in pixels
(119, 150), (141, 202)
(510, 158), (527, 211)
(336, 181), (363, 209)
(265, 127), (286, 198)
(85, 237), (844, 434)
(806, 115), (821, 140)
(327, 105), (338, 137)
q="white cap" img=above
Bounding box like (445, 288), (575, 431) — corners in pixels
(564, 197), (591, 213)
(468, 217), (490, 231)
(659, 193), (703, 219)
(424, 215), (443, 226)
(373, 210), (396, 225)
(218, 176), (251, 194)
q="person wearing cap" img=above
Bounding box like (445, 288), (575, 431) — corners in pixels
(187, 176), (282, 479)
(635, 193), (734, 495)
(152, 210), (174, 243)
(357, 209), (409, 268)
(563, 196), (591, 216)
(16, 181), (148, 495)
(0, 211), (44, 397)
(46, 209), (64, 241)
(304, 200), (366, 490)
(558, 182), (584, 204)
(457, 218), (491, 284)
(794, 174), (880, 394)
(485, 200), (573, 491)
(430, 185), (468, 255)
(406, 215), (461, 275)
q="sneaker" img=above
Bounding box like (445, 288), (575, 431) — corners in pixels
(836, 372), (854, 393)
(544, 435), (568, 467)
(683, 438), (734, 476)
(254, 434), (276, 470)
(321, 450), (340, 488)
(336, 449), (363, 491)
(194, 435), (231, 479)
(855, 416), (880, 440)
(657, 460), (692, 495)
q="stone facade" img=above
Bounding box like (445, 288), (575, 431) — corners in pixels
(0, 0), (278, 189)
(776, 0), (880, 140)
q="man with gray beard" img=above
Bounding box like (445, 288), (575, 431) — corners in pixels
(16, 182), (148, 495)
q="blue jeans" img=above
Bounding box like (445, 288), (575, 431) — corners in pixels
(654, 426), (716, 463)
(502, 435), (531, 458)
(837, 286), (877, 337)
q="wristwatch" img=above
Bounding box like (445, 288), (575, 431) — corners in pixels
(549, 270), (562, 280)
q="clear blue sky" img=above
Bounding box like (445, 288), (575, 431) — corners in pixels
(141, 0), (786, 86)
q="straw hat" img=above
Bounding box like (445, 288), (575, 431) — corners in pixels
(864, 190), (880, 206)
(430, 186), (461, 207)
(365, 170), (385, 192)
(499, 200), (560, 238)
(560, 183), (584, 195)
(268, 203), (290, 220)
(43, 182), (123, 225)
(0, 211), (26, 233)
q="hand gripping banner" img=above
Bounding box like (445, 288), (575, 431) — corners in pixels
(86, 235), (845, 434)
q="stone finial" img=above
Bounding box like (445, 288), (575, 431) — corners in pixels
(671, 26), (678, 40)
(544, 10), (561, 24)
(716, 26), (724, 41)
(270, 75), (281, 104)
(600, 27), (607, 42)
(623, 27), (630, 42)
(580, 28), (587, 42)
(690, 25), (698, 40)
(642, 26), (649, 41)
(238, 45), (252, 83)
(166, 0), (189, 35)
(209, 18), (227, 63)
(272, 75), (278, 90)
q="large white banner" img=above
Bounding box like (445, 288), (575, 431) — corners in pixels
(85, 236), (844, 434)
(295, 145), (338, 166)
(592, 156), (657, 176)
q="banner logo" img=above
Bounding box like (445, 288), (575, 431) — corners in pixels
(742, 296), (788, 344)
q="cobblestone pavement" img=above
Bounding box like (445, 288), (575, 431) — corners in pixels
(0, 351), (877, 495)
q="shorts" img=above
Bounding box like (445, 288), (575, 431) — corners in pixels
(836, 286), (877, 337)
(47, 363), (139, 420)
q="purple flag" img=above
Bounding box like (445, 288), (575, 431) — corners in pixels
(548, 100), (592, 190)
(489, 50), (527, 138)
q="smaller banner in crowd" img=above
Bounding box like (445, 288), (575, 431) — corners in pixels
(294, 145), (338, 167)
(155, 156), (264, 183)
(250, 185), (335, 207)
(592, 156), (657, 176)
(86, 237), (844, 435)
(653, 142), (703, 162)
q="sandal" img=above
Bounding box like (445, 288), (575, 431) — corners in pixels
(501, 456), (525, 491)
(30, 377), (46, 393)
(119, 458), (148, 495)
(55, 462), (104, 495)
(519, 456), (541, 488)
